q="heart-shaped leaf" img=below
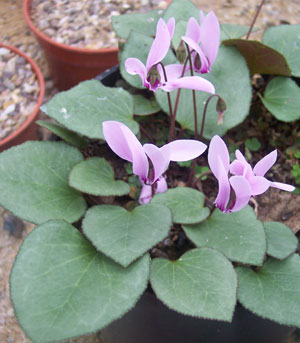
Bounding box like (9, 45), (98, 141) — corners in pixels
(83, 204), (172, 267)
(223, 39), (291, 76)
(69, 157), (130, 196)
(258, 76), (300, 122)
(112, 10), (162, 39)
(133, 94), (161, 115)
(150, 247), (237, 321)
(163, 0), (199, 22)
(263, 24), (300, 77)
(264, 221), (298, 260)
(237, 254), (300, 327)
(151, 187), (210, 224)
(155, 46), (252, 139)
(10, 220), (150, 343)
(220, 24), (258, 41)
(0, 141), (86, 224)
(183, 206), (266, 266)
(36, 120), (88, 148)
(41, 80), (139, 139)
(120, 31), (176, 89)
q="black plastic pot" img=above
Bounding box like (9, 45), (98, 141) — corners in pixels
(96, 66), (295, 343)
(101, 290), (294, 343)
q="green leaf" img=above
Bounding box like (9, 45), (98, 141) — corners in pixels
(223, 39), (291, 76)
(10, 220), (150, 342)
(41, 80), (139, 140)
(150, 247), (237, 321)
(245, 137), (261, 152)
(237, 254), (300, 327)
(155, 46), (252, 139)
(133, 94), (160, 115)
(36, 120), (88, 148)
(83, 204), (172, 267)
(151, 187), (209, 224)
(264, 221), (298, 260)
(258, 76), (300, 122)
(183, 206), (267, 266)
(171, 20), (187, 51)
(0, 141), (86, 224)
(69, 157), (130, 197)
(120, 31), (176, 89)
(112, 10), (161, 39)
(163, 0), (199, 22)
(263, 24), (300, 77)
(220, 24), (257, 41)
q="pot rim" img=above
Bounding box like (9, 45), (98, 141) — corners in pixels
(23, 0), (119, 55)
(0, 42), (45, 148)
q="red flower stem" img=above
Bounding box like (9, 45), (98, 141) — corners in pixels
(246, 0), (266, 40)
(168, 55), (190, 142)
(158, 62), (173, 122)
(200, 94), (221, 139)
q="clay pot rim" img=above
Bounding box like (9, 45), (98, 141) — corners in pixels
(0, 42), (45, 148)
(23, 0), (119, 55)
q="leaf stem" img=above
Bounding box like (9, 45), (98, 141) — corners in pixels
(246, 0), (266, 40)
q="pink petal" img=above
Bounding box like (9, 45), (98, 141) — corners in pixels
(162, 76), (215, 93)
(102, 121), (149, 181)
(167, 17), (176, 39)
(270, 182), (295, 192)
(230, 160), (245, 176)
(208, 135), (230, 179)
(214, 156), (231, 212)
(231, 154), (253, 180)
(199, 11), (220, 66)
(164, 64), (184, 82)
(139, 182), (152, 205)
(143, 143), (170, 183)
(156, 176), (168, 194)
(248, 176), (270, 195)
(199, 11), (205, 25)
(146, 18), (171, 70)
(253, 150), (277, 177)
(125, 58), (147, 85)
(160, 140), (207, 162)
(181, 36), (209, 73)
(185, 17), (201, 43)
(229, 176), (252, 212)
(235, 150), (247, 163)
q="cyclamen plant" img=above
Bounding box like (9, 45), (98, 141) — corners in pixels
(1, 0), (300, 342)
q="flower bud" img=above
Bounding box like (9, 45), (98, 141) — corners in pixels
(176, 41), (186, 64)
(216, 96), (226, 125)
(147, 66), (161, 87)
(194, 54), (202, 70)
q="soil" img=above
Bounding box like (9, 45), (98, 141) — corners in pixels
(1, 0), (300, 342)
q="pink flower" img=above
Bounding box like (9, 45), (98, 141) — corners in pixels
(208, 135), (295, 213)
(125, 17), (215, 94)
(103, 121), (207, 204)
(182, 11), (220, 74)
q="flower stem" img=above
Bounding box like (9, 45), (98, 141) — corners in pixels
(246, 0), (266, 40)
(200, 94), (223, 139)
(168, 55), (190, 142)
(159, 62), (173, 122)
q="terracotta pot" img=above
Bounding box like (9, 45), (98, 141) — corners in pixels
(23, 0), (119, 90)
(101, 290), (295, 343)
(0, 43), (44, 152)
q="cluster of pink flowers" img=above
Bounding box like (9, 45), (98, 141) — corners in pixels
(103, 11), (294, 213)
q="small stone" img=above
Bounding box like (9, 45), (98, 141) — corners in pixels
(3, 213), (25, 238)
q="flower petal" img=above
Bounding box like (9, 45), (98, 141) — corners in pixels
(164, 64), (184, 81)
(125, 58), (147, 85)
(214, 156), (231, 212)
(156, 176), (168, 194)
(229, 176), (252, 212)
(270, 181), (295, 192)
(162, 76), (215, 93)
(146, 18), (171, 70)
(103, 121), (149, 181)
(160, 140), (207, 162)
(181, 36), (209, 73)
(139, 182), (152, 205)
(199, 11), (205, 25)
(208, 135), (230, 179)
(167, 17), (176, 39)
(143, 143), (170, 183)
(230, 160), (245, 176)
(235, 149), (247, 163)
(248, 176), (270, 195)
(199, 11), (220, 66)
(253, 150), (277, 177)
(185, 17), (201, 43)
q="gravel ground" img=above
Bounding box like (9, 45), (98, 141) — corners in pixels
(0, 0), (300, 342)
